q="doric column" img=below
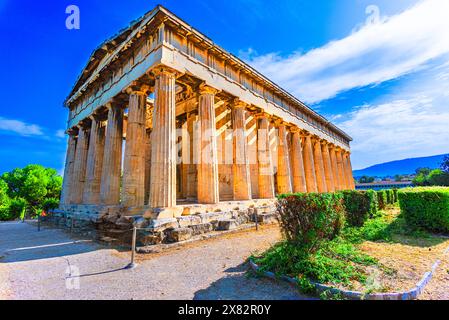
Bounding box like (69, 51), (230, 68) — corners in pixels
(60, 130), (77, 206)
(336, 148), (347, 190)
(256, 113), (275, 199)
(197, 84), (220, 204)
(344, 152), (355, 190)
(232, 100), (251, 200)
(291, 129), (307, 193)
(149, 68), (177, 208)
(321, 141), (335, 192)
(71, 122), (90, 204)
(312, 137), (327, 193)
(83, 115), (106, 204)
(276, 122), (293, 194)
(302, 133), (318, 193)
(329, 145), (341, 191)
(100, 103), (124, 205)
(144, 129), (152, 205)
(184, 112), (197, 199)
(122, 86), (150, 207)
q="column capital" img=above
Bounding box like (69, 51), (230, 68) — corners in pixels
(231, 98), (249, 109)
(199, 83), (220, 95)
(150, 65), (182, 78)
(124, 81), (152, 96)
(252, 111), (271, 120)
(66, 127), (78, 137)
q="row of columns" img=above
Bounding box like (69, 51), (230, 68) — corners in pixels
(60, 68), (355, 210)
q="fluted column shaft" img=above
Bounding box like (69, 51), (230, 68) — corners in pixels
(329, 146), (341, 191)
(149, 70), (177, 208)
(197, 85), (220, 204)
(83, 116), (105, 204)
(321, 141), (335, 192)
(144, 129), (152, 205)
(344, 152), (355, 190)
(100, 104), (124, 205)
(302, 134), (318, 193)
(60, 132), (77, 206)
(336, 149), (347, 190)
(276, 124), (293, 194)
(312, 138), (327, 193)
(232, 104), (251, 200)
(291, 131), (307, 193)
(257, 115), (275, 199)
(71, 124), (90, 204)
(122, 90), (148, 207)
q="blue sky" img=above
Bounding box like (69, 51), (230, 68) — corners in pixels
(0, 0), (448, 174)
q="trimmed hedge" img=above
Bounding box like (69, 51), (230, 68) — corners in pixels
(377, 190), (387, 210)
(277, 193), (346, 252)
(340, 190), (378, 227)
(385, 190), (393, 205)
(398, 187), (449, 233)
(393, 189), (399, 203)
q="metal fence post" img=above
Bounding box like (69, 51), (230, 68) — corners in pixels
(125, 226), (138, 269)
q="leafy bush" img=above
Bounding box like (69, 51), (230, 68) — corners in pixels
(385, 189), (394, 205)
(392, 189), (399, 203)
(340, 190), (378, 227)
(398, 187), (449, 233)
(377, 190), (387, 210)
(0, 180), (11, 221)
(42, 198), (59, 212)
(8, 198), (27, 220)
(276, 193), (345, 252)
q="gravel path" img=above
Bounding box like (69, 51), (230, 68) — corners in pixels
(0, 221), (306, 300)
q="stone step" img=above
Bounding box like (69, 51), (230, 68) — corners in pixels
(217, 219), (238, 231)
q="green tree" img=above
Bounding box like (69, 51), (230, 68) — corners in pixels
(427, 169), (449, 186)
(0, 180), (11, 220)
(358, 176), (375, 183)
(415, 167), (431, 176)
(1, 165), (62, 216)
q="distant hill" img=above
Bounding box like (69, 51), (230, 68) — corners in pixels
(353, 154), (448, 178)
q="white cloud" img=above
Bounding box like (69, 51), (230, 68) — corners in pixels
(337, 63), (449, 170)
(55, 129), (66, 138)
(242, 0), (449, 104)
(0, 117), (44, 137)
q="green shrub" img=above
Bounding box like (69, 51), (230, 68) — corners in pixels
(377, 190), (387, 210)
(340, 190), (378, 227)
(276, 193), (345, 252)
(398, 187), (449, 233)
(386, 189), (394, 205)
(9, 197), (27, 220)
(42, 198), (59, 212)
(392, 189), (399, 203)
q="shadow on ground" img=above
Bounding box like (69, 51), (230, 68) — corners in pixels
(193, 262), (311, 300)
(0, 221), (102, 263)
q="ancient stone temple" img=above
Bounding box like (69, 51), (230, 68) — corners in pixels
(57, 5), (355, 243)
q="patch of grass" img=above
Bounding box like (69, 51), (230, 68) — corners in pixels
(252, 237), (379, 292)
(253, 206), (441, 295)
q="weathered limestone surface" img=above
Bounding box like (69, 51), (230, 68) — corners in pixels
(276, 124), (293, 194)
(60, 132), (77, 206)
(149, 69), (177, 208)
(83, 116), (106, 204)
(122, 90), (148, 207)
(336, 149), (347, 191)
(57, 6), (356, 241)
(256, 115), (275, 199)
(197, 84), (220, 204)
(321, 141), (335, 192)
(312, 138), (327, 193)
(71, 124), (90, 204)
(329, 146), (341, 191)
(100, 104), (124, 205)
(302, 134), (318, 193)
(291, 130), (307, 193)
(232, 102), (251, 200)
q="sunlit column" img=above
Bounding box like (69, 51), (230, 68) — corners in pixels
(60, 130), (77, 206)
(276, 122), (293, 194)
(256, 113), (275, 199)
(290, 128), (307, 193)
(321, 140), (335, 192)
(71, 122), (90, 204)
(302, 133), (318, 193)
